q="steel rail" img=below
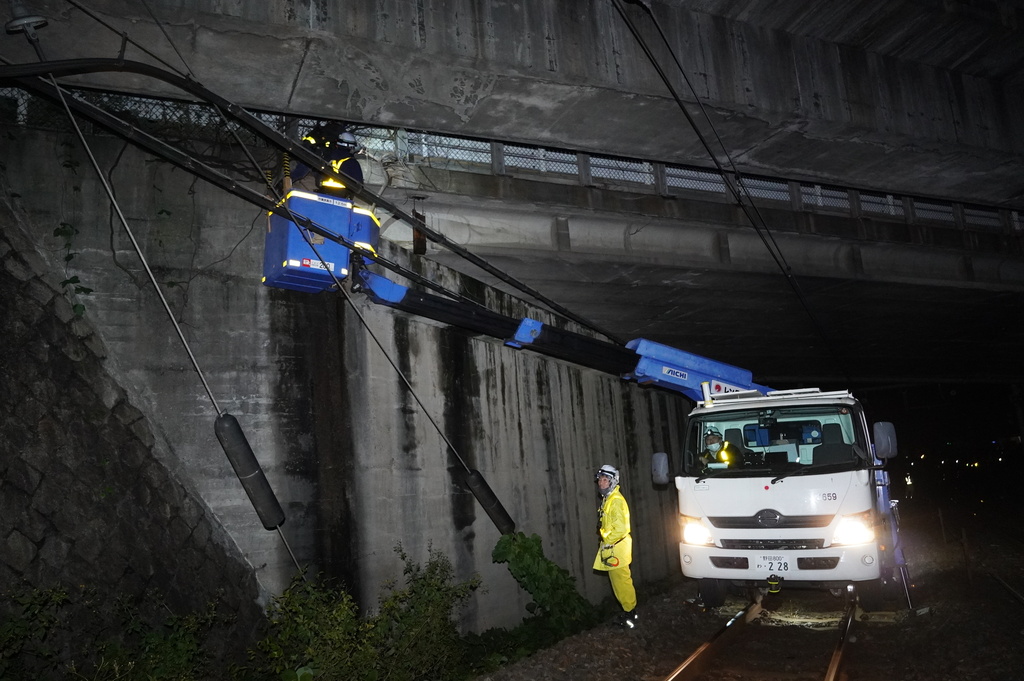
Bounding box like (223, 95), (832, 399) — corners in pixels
(663, 597), (857, 681)
(823, 601), (857, 681)
(993, 574), (1024, 608)
(661, 599), (763, 681)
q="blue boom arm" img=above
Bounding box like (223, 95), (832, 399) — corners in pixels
(355, 269), (771, 401)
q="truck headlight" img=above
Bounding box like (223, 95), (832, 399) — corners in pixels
(832, 512), (874, 546)
(681, 515), (714, 545)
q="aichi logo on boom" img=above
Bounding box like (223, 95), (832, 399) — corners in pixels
(663, 367), (689, 381)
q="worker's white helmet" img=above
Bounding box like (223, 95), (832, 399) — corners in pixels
(704, 427), (723, 441)
(595, 464), (619, 493)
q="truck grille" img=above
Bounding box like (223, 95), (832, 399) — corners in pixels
(720, 538), (825, 550)
(709, 513), (833, 529)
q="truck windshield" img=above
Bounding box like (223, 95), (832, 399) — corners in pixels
(684, 404), (868, 478)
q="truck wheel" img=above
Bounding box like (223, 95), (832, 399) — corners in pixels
(699, 578), (726, 608)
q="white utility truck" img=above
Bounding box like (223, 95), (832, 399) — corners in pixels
(653, 384), (907, 610)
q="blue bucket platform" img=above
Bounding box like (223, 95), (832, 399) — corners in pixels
(262, 190), (380, 293)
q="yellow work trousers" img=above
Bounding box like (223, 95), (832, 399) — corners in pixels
(608, 565), (636, 612)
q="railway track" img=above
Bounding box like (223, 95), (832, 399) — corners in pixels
(662, 594), (859, 681)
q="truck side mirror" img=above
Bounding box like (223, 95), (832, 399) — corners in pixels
(652, 451), (670, 485)
(873, 422), (898, 459)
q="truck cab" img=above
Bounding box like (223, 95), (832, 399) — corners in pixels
(657, 387), (903, 610)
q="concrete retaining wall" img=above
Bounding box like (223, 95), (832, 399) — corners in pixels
(1, 125), (689, 632)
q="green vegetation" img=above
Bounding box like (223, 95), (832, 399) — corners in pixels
(53, 221), (93, 317)
(0, 586), (70, 678)
(1, 539), (599, 680)
(491, 532), (597, 637)
(246, 546), (479, 681)
(463, 532), (600, 675)
(0, 585), (224, 680)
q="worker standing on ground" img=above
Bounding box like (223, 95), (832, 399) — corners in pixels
(593, 464), (638, 628)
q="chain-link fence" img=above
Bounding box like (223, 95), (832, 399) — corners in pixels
(504, 144), (577, 176)
(590, 155), (654, 186)
(404, 132), (491, 170)
(861, 191), (906, 218)
(665, 166), (727, 193)
(963, 206), (1002, 230)
(2, 85), (1018, 250)
(0, 86), (279, 147)
(801, 183), (850, 212)
(740, 176), (790, 203)
(914, 199), (955, 224)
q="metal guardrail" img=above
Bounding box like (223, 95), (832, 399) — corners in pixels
(1, 85), (1020, 252)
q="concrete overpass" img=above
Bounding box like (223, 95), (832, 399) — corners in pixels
(2, 0), (1021, 393)
(3, 0), (1021, 206)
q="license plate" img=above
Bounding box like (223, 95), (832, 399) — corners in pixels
(301, 258), (335, 271)
(756, 556), (790, 571)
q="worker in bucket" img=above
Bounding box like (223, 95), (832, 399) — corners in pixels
(593, 464), (638, 628)
(291, 122), (363, 198)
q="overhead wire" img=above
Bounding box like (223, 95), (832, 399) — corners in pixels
(209, 91), (478, 477)
(48, 5), (480, 474)
(7, 15), (307, 574)
(610, 0), (852, 383)
(48, 77), (221, 414)
(297, 236), (474, 475)
(126, 3), (488, 505)
(0, 55), (494, 312)
(48, 0), (627, 346)
(62, 0), (190, 77)
(138, 0), (195, 79)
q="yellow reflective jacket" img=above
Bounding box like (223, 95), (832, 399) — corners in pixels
(593, 486), (632, 571)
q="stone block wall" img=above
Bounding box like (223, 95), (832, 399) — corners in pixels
(0, 184), (266, 664)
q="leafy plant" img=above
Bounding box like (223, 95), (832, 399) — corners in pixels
(0, 586), (70, 678)
(53, 221), (92, 316)
(1, 584), (230, 681)
(370, 545), (480, 681)
(87, 597), (222, 680)
(491, 532), (597, 639)
(248, 547), (480, 681)
(1, 541), (593, 681)
(250, 574), (376, 680)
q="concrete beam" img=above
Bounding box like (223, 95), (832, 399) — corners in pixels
(2, 0), (1021, 208)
